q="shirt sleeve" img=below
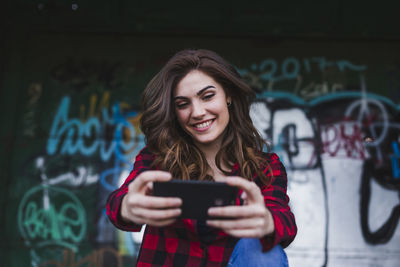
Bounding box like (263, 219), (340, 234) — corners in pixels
(259, 153), (297, 251)
(106, 146), (155, 232)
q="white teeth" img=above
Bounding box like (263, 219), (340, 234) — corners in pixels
(194, 120), (212, 128)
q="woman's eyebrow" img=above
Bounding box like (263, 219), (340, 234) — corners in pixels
(196, 85), (215, 96)
(174, 96), (187, 101)
(174, 85), (216, 100)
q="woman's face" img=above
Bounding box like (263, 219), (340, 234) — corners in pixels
(173, 70), (231, 149)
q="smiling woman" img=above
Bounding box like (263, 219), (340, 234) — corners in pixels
(173, 70), (231, 154)
(140, 49), (272, 183)
(106, 49), (297, 266)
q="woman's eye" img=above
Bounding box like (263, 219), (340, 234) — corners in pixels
(203, 93), (215, 100)
(176, 102), (188, 109)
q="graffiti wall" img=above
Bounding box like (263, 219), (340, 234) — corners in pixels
(1, 34), (399, 266)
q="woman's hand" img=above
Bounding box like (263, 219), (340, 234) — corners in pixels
(206, 176), (275, 238)
(120, 170), (182, 227)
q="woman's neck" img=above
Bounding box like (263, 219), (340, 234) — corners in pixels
(195, 140), (229, 182)
(195, 141), (221, 164)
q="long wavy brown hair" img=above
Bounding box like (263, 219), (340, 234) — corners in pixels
(140, 49), (271, 185)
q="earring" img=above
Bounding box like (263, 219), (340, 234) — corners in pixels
(227, 101), (232, 107)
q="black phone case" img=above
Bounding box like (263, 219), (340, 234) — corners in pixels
(153, 180), (239, 220)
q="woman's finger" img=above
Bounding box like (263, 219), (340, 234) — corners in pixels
(131, 206), (181, 221)
(206, 217), (265, 230)
(225, 176), (264, 204)
(134, 195), (182, 209)
(208, 205), (266, 218)
(129, 170), (172, 193)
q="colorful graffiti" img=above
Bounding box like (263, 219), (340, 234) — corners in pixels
(237, 57), (367, 99)
(17, 90), (145, 266)
(17, 184), (86, 264)
(38, 248), (123, 267)
(46, 95), (143, 163)
(15, 57), (400, 267)
(250, 76), (400, 266)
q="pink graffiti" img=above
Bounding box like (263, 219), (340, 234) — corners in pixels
(320, 122), (366, 160)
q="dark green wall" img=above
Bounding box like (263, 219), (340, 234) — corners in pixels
(1, 1), (400, 266)
(4, 0), (400, 38)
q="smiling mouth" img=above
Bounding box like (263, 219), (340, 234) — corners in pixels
(193, 119), (214, 129)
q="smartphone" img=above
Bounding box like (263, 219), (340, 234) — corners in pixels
(153, 179), (239, 220)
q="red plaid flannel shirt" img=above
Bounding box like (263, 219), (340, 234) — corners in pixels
(106, 147), (297, 267)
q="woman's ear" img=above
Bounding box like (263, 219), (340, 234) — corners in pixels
(226, 96), (232, 106)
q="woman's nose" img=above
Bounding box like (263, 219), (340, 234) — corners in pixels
(192, 103), (206, 118)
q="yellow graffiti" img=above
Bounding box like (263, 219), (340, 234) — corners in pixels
(121, 103), (143, 157)
(80, 91), (111, 121)
(24, 83), (43, 136)
(27, 83), (43, 105)
(38, 247), (123, 267)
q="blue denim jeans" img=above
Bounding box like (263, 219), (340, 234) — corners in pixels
(228, 238), (288, 267)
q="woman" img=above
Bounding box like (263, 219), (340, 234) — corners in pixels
(106, 49), (297, 266)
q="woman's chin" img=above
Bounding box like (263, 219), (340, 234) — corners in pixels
(193, 136), (223, 149)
